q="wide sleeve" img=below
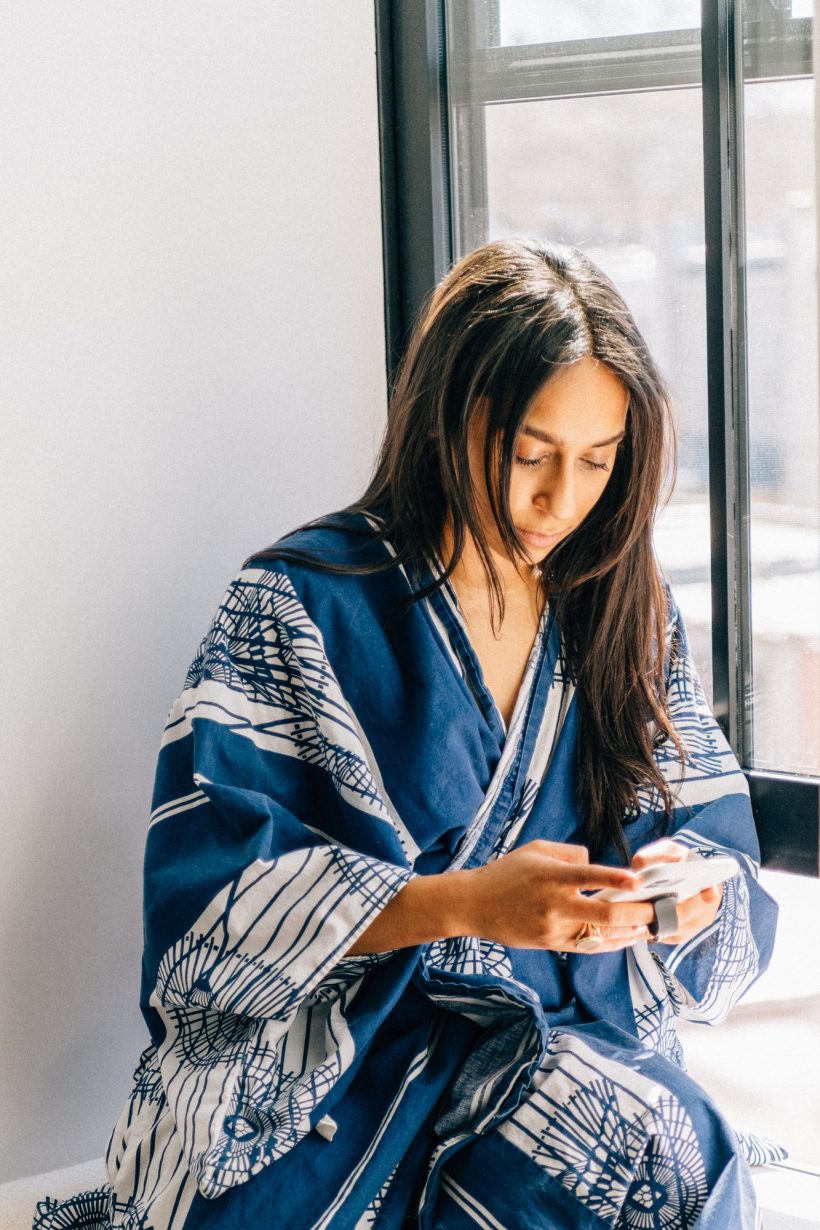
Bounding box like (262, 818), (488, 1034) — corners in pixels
(141, 564), (421, 1199)
(627, 588), (779, 1044)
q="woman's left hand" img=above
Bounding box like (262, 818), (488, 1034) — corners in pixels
(632, 839), (723, 946)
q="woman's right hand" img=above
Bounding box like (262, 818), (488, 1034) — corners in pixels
(455, 839), (655, 953)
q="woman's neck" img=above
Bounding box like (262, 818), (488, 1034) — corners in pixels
(438, 519), (543, 608)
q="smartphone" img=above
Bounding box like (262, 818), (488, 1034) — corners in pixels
(592, 854), (741, 903)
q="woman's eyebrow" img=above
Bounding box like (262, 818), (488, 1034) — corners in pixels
(522, 426), (626, 448)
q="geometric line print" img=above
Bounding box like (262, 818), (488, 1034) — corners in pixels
(439, 1174), (509, 1230)
(32, 1183), (182, 1230)
(148, 788), (208, 829)
(627, 874), (758, 1046)
(666, 872), (759, 1024)
(354, 1160), (401, 1229)
(103, 1072), (201, 1230)
(488, 776), (543, 862)
(130, 1042), (164, 1105)
(734, 1130), (788, 1169)
(311, 1029), (449, 1230)
(152, 985), (357, 1199)
(154, 849), (410, 1020)
(162, 567), (418, 861)
(673, 828), (759, 880)
(33, 1188), (113, 1230)
(636, 607), (748, 814)
(498, 1029), (707, 1227)
(444, 630), (573, 876)
(629, 979), (685, 1070)
(641, 827), (760, 1026)
(426, 935), (514, 981)
(618, 1094), (707, 1229)
(149, 844), (412, 1199)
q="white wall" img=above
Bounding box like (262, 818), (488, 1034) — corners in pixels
(0, 1), (386, 1181)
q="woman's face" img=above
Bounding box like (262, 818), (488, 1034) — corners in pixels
(468, 355), (629, 568)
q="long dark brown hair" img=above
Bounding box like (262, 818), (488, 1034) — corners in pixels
(249, 238), (684, 863)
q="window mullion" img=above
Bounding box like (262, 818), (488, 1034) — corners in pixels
(445, 2), (492, 255)
(385, 0), (453, 355)
(701, 0), (753, 761)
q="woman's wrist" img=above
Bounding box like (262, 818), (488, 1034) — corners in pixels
(435, 867), (482, 940)
(344, 868), (479, 955)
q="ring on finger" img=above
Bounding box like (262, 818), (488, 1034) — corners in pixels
(574, 922), (605, 952)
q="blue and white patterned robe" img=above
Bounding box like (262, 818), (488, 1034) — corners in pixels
(33, 509), (779, 1230)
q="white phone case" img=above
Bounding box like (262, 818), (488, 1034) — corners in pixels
(594, 854), (741, 903)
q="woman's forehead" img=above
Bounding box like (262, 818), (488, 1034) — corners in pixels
(472, 359), (629, 445)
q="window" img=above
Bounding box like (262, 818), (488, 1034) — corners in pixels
(376, 0), (819, 874)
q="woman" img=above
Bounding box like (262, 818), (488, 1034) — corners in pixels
(34, 240), (779, 1230)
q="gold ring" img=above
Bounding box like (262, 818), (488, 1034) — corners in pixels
(574, 923), (604, 953)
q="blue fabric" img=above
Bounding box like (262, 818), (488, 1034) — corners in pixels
(33, 509), (779, 1230)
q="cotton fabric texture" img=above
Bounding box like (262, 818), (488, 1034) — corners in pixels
(33, 510), (780, 1230)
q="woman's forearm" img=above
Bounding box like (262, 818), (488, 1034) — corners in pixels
(343, 841), (648, 957)
(344, 870), (476, 955)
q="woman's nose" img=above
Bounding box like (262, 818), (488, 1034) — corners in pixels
(536, 460), (576, 522)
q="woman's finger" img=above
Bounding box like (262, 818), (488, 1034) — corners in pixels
(553, 862), (639, 892)
(537, 841), (590, 865)
(568, 931), (650, 954)
(596, 924), (651, 942)
(694, 884), (722, 910)
(631, 839), (689, 870)
(680, 887), (721, 926)
(577, 898), (657, 928)
(648, 889), (721, 945)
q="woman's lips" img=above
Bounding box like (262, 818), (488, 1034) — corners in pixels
(517, 526), (566, 548)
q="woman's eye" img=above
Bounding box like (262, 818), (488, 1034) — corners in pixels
(514, 454), (610, 472)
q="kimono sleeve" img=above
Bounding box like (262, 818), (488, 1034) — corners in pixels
(141, 565), (419, 1199)
(627, 588), (779, 1040)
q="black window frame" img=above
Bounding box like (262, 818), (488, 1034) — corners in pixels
(375, 0), (819, 876)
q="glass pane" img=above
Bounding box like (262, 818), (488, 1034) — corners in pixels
(744, 69), (820, 774)
(499, 0), (700, 46)
(453, 89), (714, 698)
